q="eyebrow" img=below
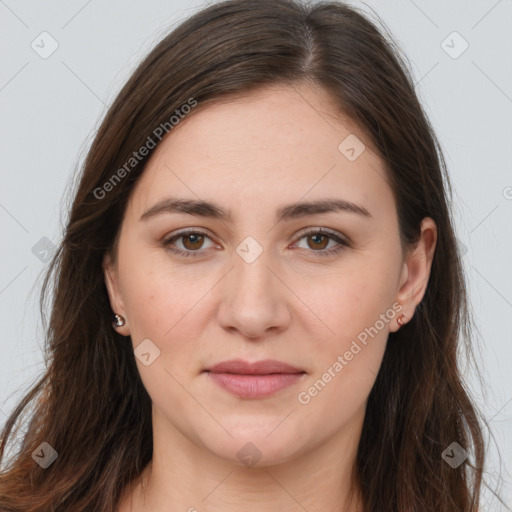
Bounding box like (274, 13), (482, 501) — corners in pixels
(139, 197), (371, 223)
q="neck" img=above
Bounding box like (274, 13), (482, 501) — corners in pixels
(120, 406), (365, 512)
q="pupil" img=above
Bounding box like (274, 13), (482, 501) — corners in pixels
(310, 234), (327, 249)
(185, 234), (203, 249)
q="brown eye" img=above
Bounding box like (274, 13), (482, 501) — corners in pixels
(306, 233), (329, 250)
(181, 233), (204, 250)
(294, 228), (348, 257)
(162, 230), (216, 257)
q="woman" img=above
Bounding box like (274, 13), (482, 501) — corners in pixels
(0, 0), (486, 510)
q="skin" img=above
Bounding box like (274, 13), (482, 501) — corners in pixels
(104, 82), (437, 512)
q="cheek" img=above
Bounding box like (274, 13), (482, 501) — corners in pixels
(120, 264), (169, 340)
(295, 277), (392, 435)
(308, 261), (398, 345)
(118, 254), (218, 362)
(298, 252), (399, 401)
(117, 242), (186, 328)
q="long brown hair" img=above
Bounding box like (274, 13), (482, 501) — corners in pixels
(0, 0), (486, 510)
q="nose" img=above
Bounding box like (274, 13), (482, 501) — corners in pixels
(216, 248), (292, 340)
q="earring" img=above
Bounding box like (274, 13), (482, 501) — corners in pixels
(112, 313), (126, 328)
(397, 314), (407, 327)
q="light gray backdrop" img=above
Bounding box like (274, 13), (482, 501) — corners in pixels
(1, 0), (511, 509)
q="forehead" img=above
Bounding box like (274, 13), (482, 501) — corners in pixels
(126, 83), (391, 219)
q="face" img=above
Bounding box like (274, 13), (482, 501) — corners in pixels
(104, 82), (436, 468)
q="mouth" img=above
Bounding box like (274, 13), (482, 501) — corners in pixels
(203, 358), (306, 399)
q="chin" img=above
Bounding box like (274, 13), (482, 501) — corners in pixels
(199, 421), (308, 468)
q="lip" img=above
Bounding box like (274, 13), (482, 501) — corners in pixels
(204, 359), (306, 399)
(205, 358), (304, 375)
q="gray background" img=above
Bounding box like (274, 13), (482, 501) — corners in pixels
(1, 0), (511, 508)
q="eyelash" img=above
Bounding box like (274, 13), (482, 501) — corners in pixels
(162, 228), (348, 258)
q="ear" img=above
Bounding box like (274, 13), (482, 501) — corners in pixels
(391, 217), (437, 331)
(103, 252), (130, 336)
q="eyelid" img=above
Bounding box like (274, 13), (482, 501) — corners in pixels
(162, 226), (349, 257)
(162, 228), (219, 250)
(293, 226), (349, 244)
(290, 227), (349, 257)
(164, 227), (213, 240)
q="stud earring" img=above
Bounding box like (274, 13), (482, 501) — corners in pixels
(397, 314), (407, 327)
(112, 314), (126, 328)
